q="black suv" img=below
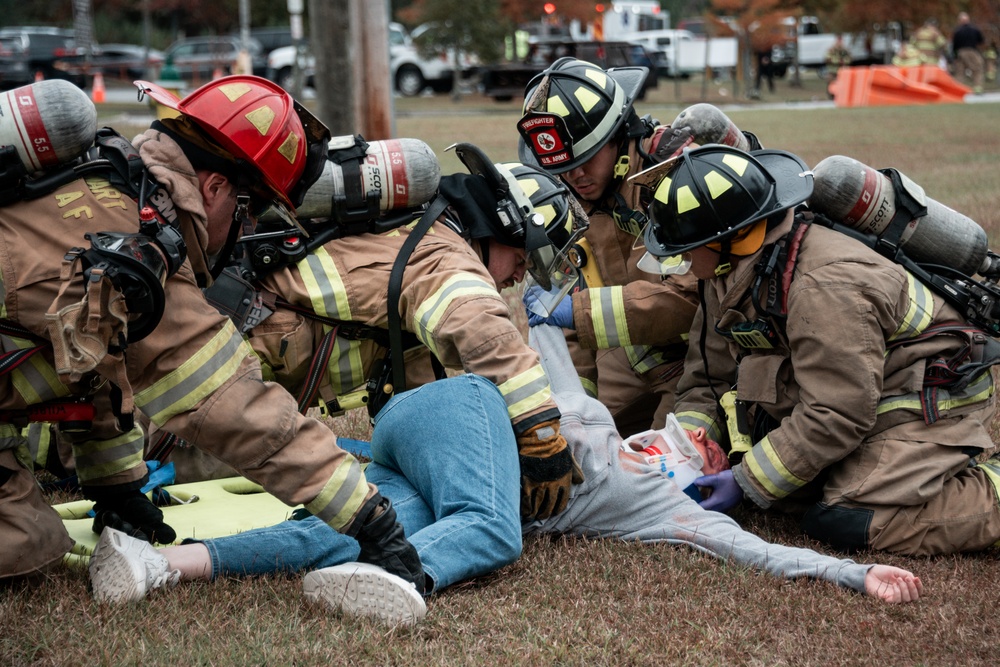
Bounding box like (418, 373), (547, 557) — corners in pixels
(0, 26), (86, 89)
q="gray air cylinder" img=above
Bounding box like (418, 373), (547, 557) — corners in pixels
(669, 103), (750, 151)
(0, 79), (98, 172)
(261, 136), (441, 222)
(810, 155), (989, 276)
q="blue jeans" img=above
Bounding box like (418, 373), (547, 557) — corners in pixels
(199, 374), (522, 593)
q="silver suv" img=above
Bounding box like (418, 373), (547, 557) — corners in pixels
(162, 36), (266, 83)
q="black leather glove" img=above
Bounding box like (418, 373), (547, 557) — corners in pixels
(85, 483), (176, 545)
(354, 493), (426, 593)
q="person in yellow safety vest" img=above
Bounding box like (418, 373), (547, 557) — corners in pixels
(0, 76), (424, 613)
(516, 57), (761, 438)
(640, 143), (1000, 557)
(913, 18), (948, 66)
(892, 39), (924, 67)
(88, 154), (587, 625)
(984, 38), (998, 83)
(824, 35), (852, 80)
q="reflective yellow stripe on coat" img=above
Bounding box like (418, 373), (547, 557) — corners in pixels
(135, 320), (251, 426)
(590, 285), (630, 349)
(299, 246), (367, 394)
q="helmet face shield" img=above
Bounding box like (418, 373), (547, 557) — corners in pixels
(523, 223), (587, 316)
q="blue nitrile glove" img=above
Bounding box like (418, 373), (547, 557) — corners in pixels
(524, 285), (575, 329)
(695, 470), (743, 512)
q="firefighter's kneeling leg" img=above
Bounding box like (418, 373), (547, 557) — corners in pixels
(0, 449), (73, 579)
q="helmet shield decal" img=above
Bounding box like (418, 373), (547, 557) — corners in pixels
(517, 112), (575, 171)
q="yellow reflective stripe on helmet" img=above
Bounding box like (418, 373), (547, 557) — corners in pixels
(591, 286), (630, 349)
(579, 375), (598, 398)
(675, 410), (723, 444)
(135, 321), (250, 426)
(574, 86), (601, 113)
(743, 435), (806, 498)
(562, 77), (625, 161)
(498, 364), (552, 420)
(306, 457), (371, 531)
(877, 370), (994, 416)
(413, 273), (499, 357)
(547, 94), (570, 117)
(299, 246), (366, 393)
(889, 272), (934, 342)
(73, 424), (145, 483)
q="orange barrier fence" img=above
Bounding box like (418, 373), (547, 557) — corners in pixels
(829, 65), (971, 107)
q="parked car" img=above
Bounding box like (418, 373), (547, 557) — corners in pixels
(0, 26), (86, 88)
(265, 42), (314, 90)
(162, 35), (266, 83)
(52, 43), (165, 81)
(0, 34), (31, 89)
(480, 40), (659, 101)
(265, 23), (457, 97)
(390, 22), (454, 96)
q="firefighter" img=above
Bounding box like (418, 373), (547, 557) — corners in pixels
(638, 143), (1000, 557)
(0, 76), (423, 615)
(913, 18), (947, 66)
(516, 57), (740, 437)
(87, 155), (587, 622)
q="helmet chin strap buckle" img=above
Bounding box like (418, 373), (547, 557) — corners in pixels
(614, 155), (630, 178)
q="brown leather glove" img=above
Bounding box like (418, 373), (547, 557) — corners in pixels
(515, 409), (584, 521)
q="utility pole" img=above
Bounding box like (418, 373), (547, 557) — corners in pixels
(309, 0), (393, 138)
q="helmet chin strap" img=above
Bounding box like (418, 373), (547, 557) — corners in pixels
(714, 238), (733, 276)
(210, 183), (254, 280)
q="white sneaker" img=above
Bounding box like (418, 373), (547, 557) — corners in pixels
(89, 527), (181, 603)
(302, 562), (427, 626)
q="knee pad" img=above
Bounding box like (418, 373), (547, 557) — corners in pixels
(801, 502), (874, 553)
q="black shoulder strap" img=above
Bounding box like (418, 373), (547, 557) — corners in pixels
(387, 195), (450, 393)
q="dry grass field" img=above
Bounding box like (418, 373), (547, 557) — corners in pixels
(3, 78), (1000, 666)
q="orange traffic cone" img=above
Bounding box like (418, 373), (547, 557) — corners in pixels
(34, 70), (44, 82)
(91, 71), (106, 104)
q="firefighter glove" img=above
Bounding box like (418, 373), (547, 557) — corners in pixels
(524, 285), (575, 329)
(86, 483), (177, 545)
(354, 493), (427, 594)
(516, 409), (584, 521)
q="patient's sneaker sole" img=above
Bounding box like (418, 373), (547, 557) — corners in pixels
(303, 562), (427, 626)
(89, 527), (179, 603)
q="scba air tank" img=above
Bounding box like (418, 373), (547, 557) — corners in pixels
(670, 103), (750, 151)
(810, 155), (990, 277)
(261, 137), (441, 222)
(0, 79), (98, 173)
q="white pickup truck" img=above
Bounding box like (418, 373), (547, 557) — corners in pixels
(264, 22), (456, 96)
(771, 16), (901, 75)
